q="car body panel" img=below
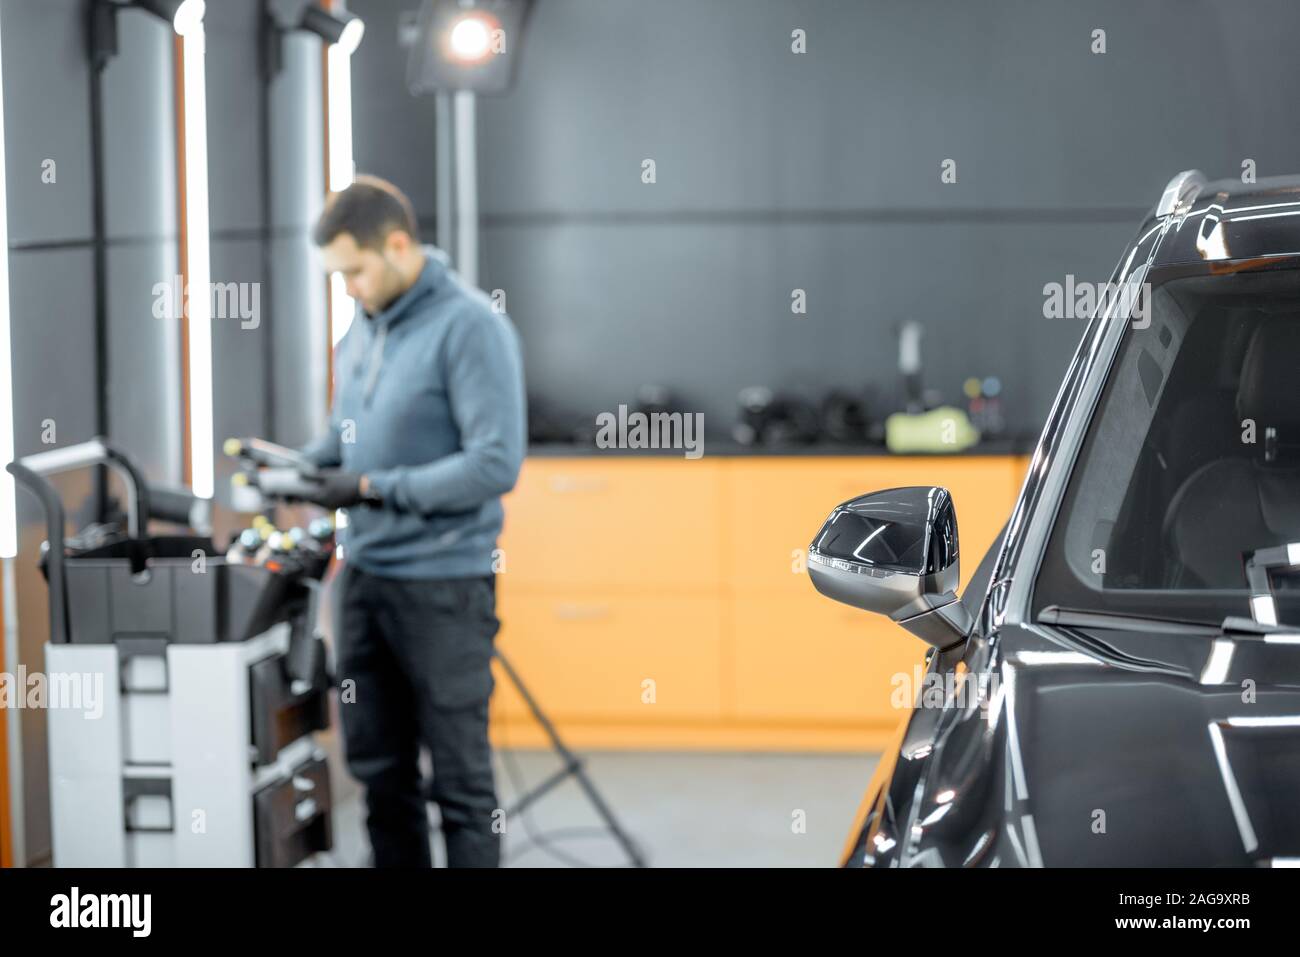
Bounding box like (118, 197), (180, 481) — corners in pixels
(850, 620), (1300, 866)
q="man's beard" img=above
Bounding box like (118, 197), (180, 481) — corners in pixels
(367, 255), (409, 315)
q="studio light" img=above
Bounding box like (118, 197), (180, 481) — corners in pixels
(91, 0), (206, 66)
(300, 4), (365, 55)
(263, 4), (366, 79)
(406, 0), (532, 95)
(405, 0), (532, 290)
(261, 2), (363, 194)
(136, 0), (205, 34)
(448, 14), (495, 63)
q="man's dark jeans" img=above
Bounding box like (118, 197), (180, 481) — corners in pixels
(337, 564), (501, 867)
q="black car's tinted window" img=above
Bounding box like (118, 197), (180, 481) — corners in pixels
(1034, 266), (1300, 627)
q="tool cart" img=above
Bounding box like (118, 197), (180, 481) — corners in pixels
(8, 439), (335, 867)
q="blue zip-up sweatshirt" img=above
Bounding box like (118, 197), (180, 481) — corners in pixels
(301, 246), (526, 579)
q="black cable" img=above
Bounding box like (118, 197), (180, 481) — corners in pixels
(489, 677), (612, 868)
(418, 682), (616, 867)
(503, 827), (631, 868)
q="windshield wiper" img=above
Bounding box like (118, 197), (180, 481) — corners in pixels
(1221, 615), (1299, 637)
(1039, 605), (1297, 638)
(1038, 605), (1224, 636)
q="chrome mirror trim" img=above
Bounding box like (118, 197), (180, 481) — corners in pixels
(807, 486), (972, 648)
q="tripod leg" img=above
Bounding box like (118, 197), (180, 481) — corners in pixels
(493, 648), (648, 867)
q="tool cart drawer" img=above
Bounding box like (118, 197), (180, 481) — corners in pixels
(249, 651), (330, 766)
(253, 755), (333, 868)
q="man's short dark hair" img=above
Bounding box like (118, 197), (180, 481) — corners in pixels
(313, 174), (419, 250)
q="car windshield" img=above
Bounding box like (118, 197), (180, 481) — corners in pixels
(1034, 263), (1300, 628)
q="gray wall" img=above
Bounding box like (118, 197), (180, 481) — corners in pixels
(349, 0), (437, 231)
(353, 0), (1300, 438)
(0, 0), (329, 863)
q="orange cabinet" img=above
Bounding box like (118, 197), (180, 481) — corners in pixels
(729, 590), (927, 725)
(489, 453), (1026, 751)
(498, 458), (725, 589)
(492, 590), (725, 722)
(722, 456), (1020, 595)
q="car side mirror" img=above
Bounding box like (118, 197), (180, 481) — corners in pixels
(806, 486), (973, 648)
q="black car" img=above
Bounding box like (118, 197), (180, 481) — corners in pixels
(810, 170), (1300, 867)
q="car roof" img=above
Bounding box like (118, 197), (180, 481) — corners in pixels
(1143, 172), (1300, 267)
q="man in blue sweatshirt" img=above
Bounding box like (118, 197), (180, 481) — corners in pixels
(298, 175), (525, 868)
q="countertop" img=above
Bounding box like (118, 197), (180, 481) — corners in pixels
(525, 436), (1036, 458)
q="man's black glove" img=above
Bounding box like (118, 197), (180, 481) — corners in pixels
(298, 469), (380, 510)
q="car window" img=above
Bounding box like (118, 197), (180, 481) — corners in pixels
(1033, 264), (1300, 627)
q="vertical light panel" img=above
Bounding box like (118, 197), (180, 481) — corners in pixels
(330, 272), (352, 347)
(326, 42), (354, 193)
(326, 28), (356, 347)
(0, 6), (15, 559)
(0, 1), (20, 872)
(181, 16), (213, 498)
(453, 90), (478, 289)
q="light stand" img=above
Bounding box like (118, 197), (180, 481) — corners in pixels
(488, 649), (648, 867)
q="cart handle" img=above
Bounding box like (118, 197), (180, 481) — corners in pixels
(6, 438), (153, 644)
(6, 461), (70, 643)
(13, 437), (151, 537)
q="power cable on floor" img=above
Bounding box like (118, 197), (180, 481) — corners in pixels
(490, 684), (627, 867)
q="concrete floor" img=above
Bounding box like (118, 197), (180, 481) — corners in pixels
(321, 750), (879, 868)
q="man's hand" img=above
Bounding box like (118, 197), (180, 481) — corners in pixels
(298, 469), (379, 510)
